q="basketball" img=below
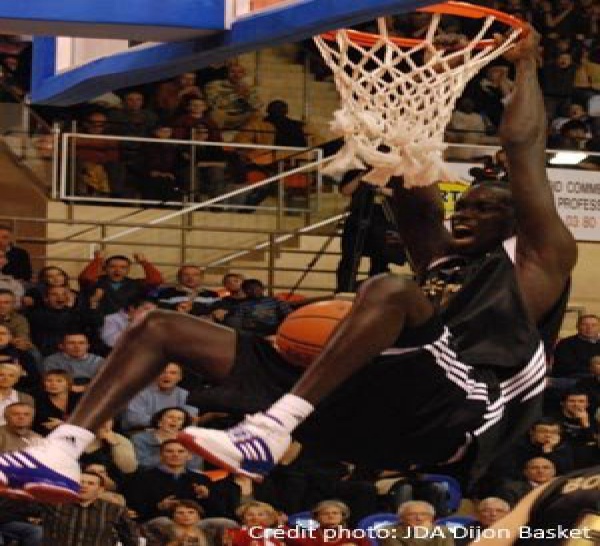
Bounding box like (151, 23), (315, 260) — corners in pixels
(276, 300), (352, 368)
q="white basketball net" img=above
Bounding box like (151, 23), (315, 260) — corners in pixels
(314, 12), (522, 187)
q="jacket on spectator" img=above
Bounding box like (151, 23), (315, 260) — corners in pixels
(0, 309), (30, 340)
(1, 245), (32, 281)
(155, 286), (220, 316)
(552, 335), (600, 378)
(43, 352), (104, 382)
(0, 424), (40, 452)
(32, 390), (81, 435)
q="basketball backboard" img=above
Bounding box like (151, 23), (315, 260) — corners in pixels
(1, 0), (438, 106)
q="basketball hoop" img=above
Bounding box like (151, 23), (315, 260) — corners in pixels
(314, 1), (528, 188)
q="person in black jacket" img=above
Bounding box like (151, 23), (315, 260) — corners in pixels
(0, 224), (32, 282)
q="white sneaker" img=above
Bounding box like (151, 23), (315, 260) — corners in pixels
(0, 440), (81, 503)
(178, 412), (291, 480)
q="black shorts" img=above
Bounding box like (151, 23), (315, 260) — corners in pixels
(193, 318), (491, 469)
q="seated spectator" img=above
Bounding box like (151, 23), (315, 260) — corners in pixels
(75, 110), (127, 197)
(453, 497), (510, 546)
(380, 500), (453, 546)
(83, 462), (128, 507)
(226, 279), (291, 336)
(211, 273), (246, 325)
(154, 72), (203, 120)
(550, 103), (593, 136)
(0, 402), (39, 452)
(132, 406), (203, 471)
(135, 124), (185, 202)
(544, 0), (587, 40)
(172, 96), (221, 141)
(43, 332), (104, 390)
(446, 97), (494, 160)
(510, 418), (574, 477)
(225, 501), (283, 546)
(40, 471), (139, 545)
(125, 440), (211, 522)
(101, 296), (158, 349)
(551, 314), (600, 387)
(27, 285), (102, 356)
(0, 324), (40, 393)
(32, 370), (81, 435)
(0, 54), (26, 101)
(155, 265), (220, 317)
(79, 250), (163, 317)
(0, 250), (24, 305)
(0, 362), (34, 426)
(108, 90), (158, 137)
(0, 224), (32, 282)
(121, 362), (198, 431)
(575, 355), (600, 413)
(0, 289), (32, 348)
(205, 61), (262, 129)
(286, 500), (369, 546)
(82, 419), (138, 478)
(0, 497), (43, 546)
(551, 390), (598, 467)
(23, 265), (73, 309)
(542, 52), (578, 118)
(144, 500), (211, 546)
(575, 45), (600, 100)
(496, 457), (557, 506)
(467, 64), (514, 129)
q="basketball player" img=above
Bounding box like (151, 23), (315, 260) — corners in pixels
(465, 466), (600, 546)
(0, 28), (576, 503)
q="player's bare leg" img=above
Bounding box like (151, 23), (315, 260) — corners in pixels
(178, 273), (436, 479)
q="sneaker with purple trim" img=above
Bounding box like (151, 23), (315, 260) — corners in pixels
(0, 440), (81, 503)
(177, 412), (291, 480)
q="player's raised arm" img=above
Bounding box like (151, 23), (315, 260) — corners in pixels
(499, 28), (576, 285)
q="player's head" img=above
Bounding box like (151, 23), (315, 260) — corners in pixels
(450, 183), (515, 255)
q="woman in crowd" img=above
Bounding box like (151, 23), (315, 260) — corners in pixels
(32, 369), (80, 435)
(0, 362), (33, 425)
(224, 501), (284, 546)
(23, 266), (74, 309)
(131, 407), (203, 471)
(144, 500), (211, 546)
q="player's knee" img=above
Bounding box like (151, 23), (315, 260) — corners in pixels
(360, 273), (419, 305)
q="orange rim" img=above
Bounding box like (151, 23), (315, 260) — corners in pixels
(319, 1), (528, 49)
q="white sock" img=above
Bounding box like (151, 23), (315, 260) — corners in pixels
(263, 394), (314, 432)
(48, 424), (95, 458)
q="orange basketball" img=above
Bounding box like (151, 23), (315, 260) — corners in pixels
(276, 300), (352, 368)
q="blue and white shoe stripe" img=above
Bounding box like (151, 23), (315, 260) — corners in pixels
(227, 426), (276, 476)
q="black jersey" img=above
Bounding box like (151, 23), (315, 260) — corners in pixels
(516, 466), (600, 545)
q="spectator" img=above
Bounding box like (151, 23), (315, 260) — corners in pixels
(575, 45), (600, 99)
(125, 440), (211, 522)
(542, 52), (578, 117)
(101, 296), (158, 348)
(32, 370), (81, 435)
(551, 390), (598, 467)
(0, 289), (30, 343)
(136, 124), (184, 202)
(211, 273), (246, 325)
(27, 285), (102, 356)
(75, 110), (127, 197)
(551, 314), (600, 386)
(131, 407), (203, 471)
(42, 332), (104, 389)
(0, 362), (34, 426)
(510, 418), (574, 477)
(575, 355), (600, 412)
(0, 402), (39, 452)
(0, 324), (40, 393)
(172, 96), (221, 141)
(468, 64), (514, 129)
(446, 97), (494, 159)
(550, 103), (593, 136)
(453, 497), (510, 546)
(496, 457), (557, 506)
(144, 500), (211, 546)
(224, 501), (283, 546)
(0, 224), (32, 282)
(0, 250), (24, 305)
(380, 500), (454, 546)
(0, 496), (42, 546)
(81, 419), (138, 477)
(225, 279), (291, 336)
(544, 0), (587, 39)
(108, 90), (158, 137)
(83, 462), (128, 506)
(23, 266), (73, 309)
(121, 362), (198, 431)
(40, 471), (139, 546)
(155, 265), (220, 317)
(154, 72), (203, 120)
(205, 62), (262, 129)
(79, 250), (163, 317)
(0, 54), (26, 101)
